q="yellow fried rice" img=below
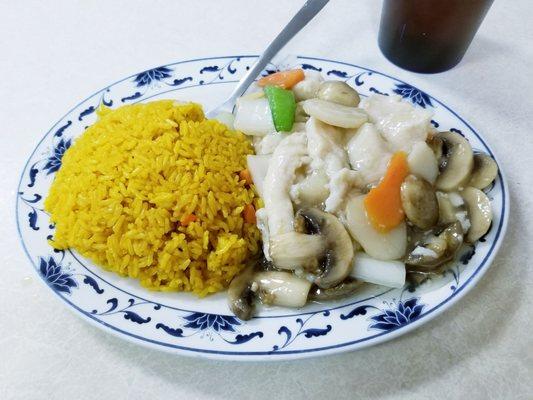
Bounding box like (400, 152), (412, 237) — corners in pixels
(45, 100), (261, 296)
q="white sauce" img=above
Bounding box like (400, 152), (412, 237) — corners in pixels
(250, 93), (443, 271)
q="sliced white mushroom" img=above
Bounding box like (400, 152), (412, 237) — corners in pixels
(228, 264), (313, 319)
(435, 131), (474, 191)
(233, 96), (275, 136)
(317, 81), (360, 107)
(246, 155), (270, 198)
(269, 232), (326, 270)
(435, 191), (471, 232)
(255, 271), (312, 308)
(437, 191), (461, 223)
(400, 175), (439, 229)
(308, 278), (363, 301)
(461, 187), (493, 242)
(296, 208), (354, 289)
(469, 153), (498, 190)
(435, 191), (455, 225)
(350, 252), (406, 288)
(405, 222), (463, 270)
(344, 195), (407, 260)
(426, 134), (443, 160)
(407, 142), (439, 184)
(302, 98), (368, 129)
(227, 264), (257, 320)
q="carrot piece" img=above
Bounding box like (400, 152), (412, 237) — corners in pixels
(239, 169), (253, 186)
(364, 152), (409, 232)
(257, 69), (305, 89)
(180, 214), (197, 226)
(243, 204), (256, 224)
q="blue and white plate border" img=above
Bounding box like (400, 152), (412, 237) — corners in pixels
(15, 55), (509, 361)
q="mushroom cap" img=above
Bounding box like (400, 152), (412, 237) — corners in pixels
(461, 186), (493, 243)
(302, 98), (368, 129)
(269, 231), (326, 271)
(401, 175), (439, 229)
(255, 271), (312, 308)
(227, 264), (257, 321)
(317, 80), (361, 107)
(308, 277), (363, 301)
(426, 134), (444, 160)
(405, 221), (464, 270)
(435, 131), (474, 191)
(436, 191), (462, 225)
(296, 208), (355, 289)
(469, 153), (498, 190)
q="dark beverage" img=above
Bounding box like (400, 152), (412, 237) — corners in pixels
(378, 0), (494, 73)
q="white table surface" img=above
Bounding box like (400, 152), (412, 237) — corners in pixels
(1, 1), (532, 399)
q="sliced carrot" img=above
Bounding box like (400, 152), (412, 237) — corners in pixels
(239, 169), (253, 186)
(257, 69), (305, 89)
(243, 204), (256, 224)
(364, 152), (409, 232)
(180, 214), (197, 226)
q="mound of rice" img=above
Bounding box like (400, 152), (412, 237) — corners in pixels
(45, 100), (261, 296)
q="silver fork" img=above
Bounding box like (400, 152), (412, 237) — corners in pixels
(205, 0), (329, 119)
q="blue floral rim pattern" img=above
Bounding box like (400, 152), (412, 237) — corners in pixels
(15, 55), (508, 360)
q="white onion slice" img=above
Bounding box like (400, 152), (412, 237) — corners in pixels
(233, 97), (274, 136)
(350, 252), (406, 288)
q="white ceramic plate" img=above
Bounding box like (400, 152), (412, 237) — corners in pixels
(16, 55), (508, 361)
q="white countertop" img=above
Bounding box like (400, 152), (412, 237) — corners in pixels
(1, 1), (532, 399)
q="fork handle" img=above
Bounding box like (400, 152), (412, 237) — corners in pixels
(226, 0), (329, 103)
